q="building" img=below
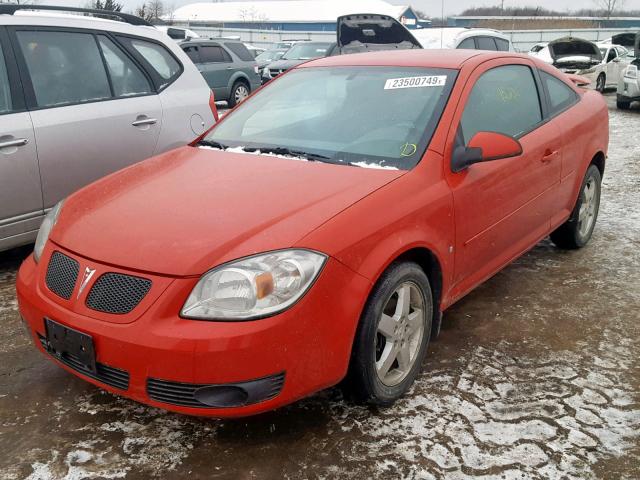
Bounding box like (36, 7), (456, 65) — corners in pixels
(169, 0), (430, 31)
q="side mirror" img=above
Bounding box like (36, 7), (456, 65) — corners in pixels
(451, 131), (523, 172)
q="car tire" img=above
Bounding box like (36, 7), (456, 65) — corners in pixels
(550, 164), (602, 250)
(616, 99), (631, 110)
(228, 81), (250, 108)
(596, 73), (606, 93)
(345, 261), (432, 406)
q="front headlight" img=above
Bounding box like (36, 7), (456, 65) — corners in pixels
(625, 65), (638, 79)
(181, 249), (327, 320)
(34, 200), (64, 263)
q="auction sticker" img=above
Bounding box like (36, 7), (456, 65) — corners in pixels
(384, 76), (447, 90)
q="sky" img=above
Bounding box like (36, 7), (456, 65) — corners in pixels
(50, 0), (640, 18)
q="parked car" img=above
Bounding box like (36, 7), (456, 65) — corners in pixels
(603, 31), (639, 56)
(262, 14), (421, 83)
(617, 35), (640, 109)
(591, 43), (631, 92)
(0, 5), (217, 253)
(245, 43), (265, 58)
(180, 38), (261, 107)
(255, 48), (287, 73)
(529, 37), (602, 73)
(412, 27), (513, 51)
(18, 49), (608, 417)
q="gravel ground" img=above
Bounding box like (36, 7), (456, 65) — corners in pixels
(0, 95), (638, 480)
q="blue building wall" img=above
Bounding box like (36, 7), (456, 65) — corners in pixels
(449, 16), (640, 28)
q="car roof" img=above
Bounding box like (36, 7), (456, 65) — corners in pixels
(0, 11), (164, 40)
(300, 49), (528, 70)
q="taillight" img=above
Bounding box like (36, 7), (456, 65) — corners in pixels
(209, 91), (219, 122)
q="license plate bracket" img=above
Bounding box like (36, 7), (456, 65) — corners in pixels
(45, 318), (96, 374)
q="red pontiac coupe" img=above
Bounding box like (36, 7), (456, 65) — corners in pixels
(17, 50), (608, 417)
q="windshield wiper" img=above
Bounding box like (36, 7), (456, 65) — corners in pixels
(197, 139), (227, 149)
(242, 146), (332, 162)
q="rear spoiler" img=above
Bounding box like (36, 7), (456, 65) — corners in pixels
(566, 74), (591, 87)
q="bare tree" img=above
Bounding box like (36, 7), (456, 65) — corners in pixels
(593, 0), (625, 18)
(135, 0), (163, 22)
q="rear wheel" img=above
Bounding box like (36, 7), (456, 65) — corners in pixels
(346, 262), (432, 406)
(617, 98), (631, 110)
(596, 73), (606, 93)
(550, 164), (602, 249)
(228, 81), (249, 107)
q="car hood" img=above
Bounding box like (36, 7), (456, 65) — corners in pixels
(266, 59), (306, 70)
(336, 14), (421, 54)
(548, 37), (602, 65)
(51, 146), (404, 276)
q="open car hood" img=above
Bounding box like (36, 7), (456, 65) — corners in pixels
(548, 37), (602, 67)
(337, 14), (421, 55)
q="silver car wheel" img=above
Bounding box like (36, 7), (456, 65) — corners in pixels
(578, 176), (598, 238)
(234, 84), (249, 103)
(375, 282), (425, 387)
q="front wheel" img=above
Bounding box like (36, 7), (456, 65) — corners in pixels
(228, 81), (250, 107)
(596, 73), (606, 93)
(550, 164), (602, 249)
(346, 262), (432, 406)
(617, 99), (631, 110)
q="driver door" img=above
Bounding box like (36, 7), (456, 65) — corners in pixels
(444, 59), (562, 299)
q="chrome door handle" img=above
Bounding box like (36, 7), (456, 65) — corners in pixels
(0, 138), (28, 148)
(226, 67), (233, 70)
(131, 118), (157, 127)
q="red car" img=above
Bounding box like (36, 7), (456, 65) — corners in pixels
(17, 50), (608, 417)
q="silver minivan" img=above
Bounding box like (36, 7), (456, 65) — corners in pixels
(0, 5), (216, 252)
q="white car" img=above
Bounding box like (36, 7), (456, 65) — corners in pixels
(591, 43), (631, 92)
(412, 28), (513, 51)
(617, 36), (640, 109)
(0, 5), (216, 251)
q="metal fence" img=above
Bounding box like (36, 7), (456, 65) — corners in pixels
(187, 25), (638, 52)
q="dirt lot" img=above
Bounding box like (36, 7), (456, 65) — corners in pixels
(1, 95), (638, 480)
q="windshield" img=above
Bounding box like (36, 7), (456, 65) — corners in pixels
(283, 43), (332, 60)
(256, 50), (285, 62)
(202, 66), (458, 170)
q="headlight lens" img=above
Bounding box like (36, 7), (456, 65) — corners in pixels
(625, 65), (638, 79)
(181, 249), (327, 320)
(34, 200), (64, 263)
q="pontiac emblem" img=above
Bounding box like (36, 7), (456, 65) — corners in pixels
(77, 267), (96, 299)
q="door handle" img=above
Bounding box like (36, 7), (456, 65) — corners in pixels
(226, 67), (233, 70)
(541, 150), (558, 163)
(131, 117), (158, 127)
(0, 138), (28, 149)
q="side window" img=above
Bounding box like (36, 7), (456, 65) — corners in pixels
(457, 37), (476, 49)
(127, 38), (180, 85)
(199, 46), (232, 63)
(477, 36), (497, 51)
(225, 42), (254, 61)
(495, 38), (510, 51)
(607, 48), (617, 62)
(17, 30), (111, 108)
(540, 70), (578, 116)
(0, 42), (13, 114)
(182, 45), (201, 63)
(461, 65), (542, 143)
(98, 36), (152, 97)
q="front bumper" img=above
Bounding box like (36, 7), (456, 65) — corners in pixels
(17, 245), (371, 417)
(618, 76), (640, 100)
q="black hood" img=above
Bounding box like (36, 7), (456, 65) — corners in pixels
(337, 14), (421, 55)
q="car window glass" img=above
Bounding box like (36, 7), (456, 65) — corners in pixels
(495, 38), (510, 51)
(200, 45), (231, 63)
(607, 48), (617, 62)
(477, 36), (497, 50)
(98, 36), (152, 97)
(17, 31), (111, 108)
(182, 45), (201, 63)
(225, 42), (254, 61)
(457, 37), (475, 49)
(129, 39), (180, 82)
(461, 65), (542, 143)
(540, 70), (578, 116)
(0, 42), (13, 114)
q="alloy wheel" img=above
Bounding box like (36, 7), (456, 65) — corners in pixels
(235, 85), (249, 103)
(375, 282), (426, 387)
(578, 176), (598, 238)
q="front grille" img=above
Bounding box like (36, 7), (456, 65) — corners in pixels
(45, 251), (80, 300)
(147, 373), (286, 408)
(86, 273), (152, 314)
(38, 334), (129, 390)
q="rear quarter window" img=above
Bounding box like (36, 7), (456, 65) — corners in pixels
(225, 42), (254, 61)
(476, 36), (498, 51)
(540, 70), (579, 116)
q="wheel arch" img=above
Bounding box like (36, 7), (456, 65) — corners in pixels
(591, 150), (606, 177)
